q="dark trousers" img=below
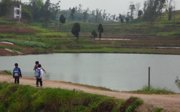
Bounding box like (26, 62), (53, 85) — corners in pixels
(14, 76), (19, 84)
(36, 78), (43, 87)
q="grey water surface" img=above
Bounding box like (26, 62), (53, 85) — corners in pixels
(0, 53), (180, 92)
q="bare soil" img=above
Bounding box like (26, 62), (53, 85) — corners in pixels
(0, 74), (179, 112)
(0, 25), (35, 34)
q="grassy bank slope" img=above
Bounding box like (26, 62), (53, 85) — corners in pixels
(0, 11), (180, 55)
(0, 83), (143, 112)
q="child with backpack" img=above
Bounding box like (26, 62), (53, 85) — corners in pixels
(13, 63), (22, 84)
(35, 64), (44, 87)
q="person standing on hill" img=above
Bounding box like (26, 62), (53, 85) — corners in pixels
(13, 63), (22, 84)
(35, 64), (44, 87)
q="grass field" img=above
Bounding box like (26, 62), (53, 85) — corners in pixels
(0, 11), (180, 55)
(0, 82), (144, 112)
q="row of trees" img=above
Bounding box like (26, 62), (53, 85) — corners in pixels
(0, 0), (176, 23)
(0, 0), (119, 23)
(71, 23), (104, 40)
(22, 0), (61, 22)
(121, 0), (176, 22)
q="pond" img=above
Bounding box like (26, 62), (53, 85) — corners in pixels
(0, 53), (180, 93)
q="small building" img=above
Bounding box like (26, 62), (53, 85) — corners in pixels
(13, 0), (22, 21)
(13, 0), (22, 20)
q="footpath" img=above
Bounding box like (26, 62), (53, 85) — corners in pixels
(0, 74), (180, 112)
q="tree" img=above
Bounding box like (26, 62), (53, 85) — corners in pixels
(30, 0), (44, 21)
(129, 3), (136, 20)
(98, 24), (104, 39)
(167, 0), (174, 21)
(143, 0), (166, 22)
(43, 0), (51, 27)
(22, 4), (33, 21)
(59, 14), (66, 24)
(0, 0), (13, 17)
(138, 10), (143, 19)
(59, 14), (66, 30)
(71, 23), (81, 40)
(83, 10), (88, 22)
(119, 14), (124, 23)
(70, 7), (76, 20)
(91, 30), (97, 40)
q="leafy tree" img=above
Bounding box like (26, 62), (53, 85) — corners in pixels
(95, 9), (102, 23)
(167, 0), (174, 21)
(98, 24), (104, 39)
(70, 7), (76, 20)
(143, 0), (166, 22)
(71, 23), (81, 40)
(138, 10), (143, 19)
(83, 10), (88, 22)
(30, 0), (44, 21)
(119, 14), (124, 23)
(22, 4), (33, 21)
(0, 0), (13, 16)
(59, 14), (66, 24)
(91, 30), (97, 39)
(129, 3), (136, 20)
(43, 0), (50, 21)
(42, 0), (51, 27)
(59, 14), (66, 30)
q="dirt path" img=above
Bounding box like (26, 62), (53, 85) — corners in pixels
(0, 74), (180, 112)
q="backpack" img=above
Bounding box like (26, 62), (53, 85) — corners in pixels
(13, 67), (21, 77)
(35, 68), (41, 78)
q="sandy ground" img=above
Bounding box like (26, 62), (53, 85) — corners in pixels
(0, 74), (180, 112)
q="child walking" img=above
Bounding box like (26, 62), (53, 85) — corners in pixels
(13, 63), (22, 84)
(35, 64), (44, 87)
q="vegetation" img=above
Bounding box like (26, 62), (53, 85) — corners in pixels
(71, 23), (81, 40)
(134, 86), (174, 94)
(98, 24), (104, 39)
(0, 70), (12, 75)
(0, 0), (180, 55)
(0, 82), (144, 112)
(152, 108), (164, 112)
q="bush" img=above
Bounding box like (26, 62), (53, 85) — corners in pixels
(0, 83), (124, 112)
(135, 86), (174, 94)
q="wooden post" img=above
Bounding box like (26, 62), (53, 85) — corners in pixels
(148, 67), (151, 90)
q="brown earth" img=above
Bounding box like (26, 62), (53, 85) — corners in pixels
(0, 74), (179, 112)
(0, 49), (15, 56)
(0, 42), (37, 56)
(0, 25), (35, 34)
(0, 42), (17, 55)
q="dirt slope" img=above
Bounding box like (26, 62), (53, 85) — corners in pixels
(0, 74), (179, 112)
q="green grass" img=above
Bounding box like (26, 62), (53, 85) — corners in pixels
(0, 70), (12, 75)
(153, 107), (164, 112)
(119, 97), (143, 112)
(1, 12), (180, 55)
(134, 86), (174, 94)
(1, 39), (48, 48)
(0, 82), (129, 112)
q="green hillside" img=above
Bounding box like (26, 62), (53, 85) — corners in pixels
(0, 83), (143, 112)
(0, 10), (180, 55)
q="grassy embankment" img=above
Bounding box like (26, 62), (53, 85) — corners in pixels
(0, 82), (144, 112)
(0, 11), (180, 55)
(133, 86), (174, 94)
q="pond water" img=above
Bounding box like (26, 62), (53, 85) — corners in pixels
(0, 53), (180, 93)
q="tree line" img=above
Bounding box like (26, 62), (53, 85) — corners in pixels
(0, 0), (177, 40)
(0, 0), (176, 23)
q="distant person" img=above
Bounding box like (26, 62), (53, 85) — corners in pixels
(33, 61), (46, 74)
(33, 61), (39, 71)
(35, 64), (44, 87)
(13, 63), (22, 84)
